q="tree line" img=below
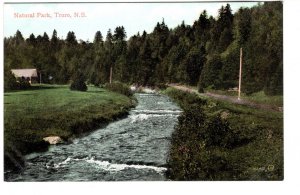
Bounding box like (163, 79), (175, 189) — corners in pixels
(4, 2), (282, 95)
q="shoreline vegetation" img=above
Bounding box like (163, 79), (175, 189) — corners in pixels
(163, 87), (283, 180)
(4, 84), (136, 171)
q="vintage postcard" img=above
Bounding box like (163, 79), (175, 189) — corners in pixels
(3, 0), (283, 184)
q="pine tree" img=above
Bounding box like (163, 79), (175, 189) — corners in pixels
(51, 30), (58, 44)
(66, 31), (77, 45)
(26, 33), (36, 45)
(93, 31), (103, 44)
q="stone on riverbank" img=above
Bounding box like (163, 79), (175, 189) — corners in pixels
(43, 136), (63, 145)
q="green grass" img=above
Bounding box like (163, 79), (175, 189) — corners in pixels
(4, 84), (135, 169)
(207, 97), (283, 180)
(164, 87), (283, 180)
(206, 89), (283, 107)
(245, 91), (283, 107)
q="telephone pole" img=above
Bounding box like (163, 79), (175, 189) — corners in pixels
(109, 66), (113, 84)
(238, 48), (242, 100)
(40, 71), (42, 85)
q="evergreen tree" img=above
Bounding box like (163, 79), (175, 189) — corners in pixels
(14, 30), (24, 45)
(185, 46), (206, 85)
(233, 8), (252, 46)
(66, 31), (77, 45)
(193, 10), (210, 45)
(42, 32), (50, 43)
(139, 37), (153, 85)
(3, 2), (282, 96)
(93, 31), (103, 44)
(199, 54), (223, 89)
(26, 33), (36, 45)
(51, 29), (58, 45)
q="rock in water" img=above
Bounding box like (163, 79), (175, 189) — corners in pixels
(43, 136), (63, 145)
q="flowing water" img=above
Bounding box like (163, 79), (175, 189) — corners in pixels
(5, 93), (181, 181)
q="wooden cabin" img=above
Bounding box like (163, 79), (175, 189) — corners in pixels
(11, 69), (38, 84)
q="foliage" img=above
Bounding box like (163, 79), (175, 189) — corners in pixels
(199, 54), (223, 89)
(70, 71), (88, 91)
(4, 2), (282, 96)
(18, 77), (31, 89)
(4, 70), (19, 91)
(165, 87), (283, 180)
(163, 87), (206, 109)
(104, 81), (133, 97)
(4, 69), (31, 91)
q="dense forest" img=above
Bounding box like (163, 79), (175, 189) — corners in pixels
(4, 2), (282, 95)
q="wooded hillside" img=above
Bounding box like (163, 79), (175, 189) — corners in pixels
(4, 2), (282, 95)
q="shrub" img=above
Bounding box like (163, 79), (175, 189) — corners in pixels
(166, 88), (257, 180)
(4, 70), (19, 91)
(104, 81), (133, 97)
(168, 106), (241, 180)
(155, 83), (167, 90)
(18, 77), (31, 89)
(70, 72), (87, 92)
(198, 85), (204, 93)
(4, 70), (31, 91)
(167, 106), (238, 180)
(164, 88), (206, 109)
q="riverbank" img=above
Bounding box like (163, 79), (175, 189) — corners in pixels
(168, 84), (283, 112)
(164, 87), (283, 180)
(5, 92), (180, 181)
(4, 84), (136, 171)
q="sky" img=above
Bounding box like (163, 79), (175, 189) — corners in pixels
(4, 2), (258, 41)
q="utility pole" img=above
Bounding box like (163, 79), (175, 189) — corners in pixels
(109, 66), (112, 84)
(238, 48), (242, 100)
(40, 71), (42, 85)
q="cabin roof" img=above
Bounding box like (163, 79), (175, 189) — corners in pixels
(11, 69), (38, 78)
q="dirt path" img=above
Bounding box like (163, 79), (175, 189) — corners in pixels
(168, 84), (283, 112)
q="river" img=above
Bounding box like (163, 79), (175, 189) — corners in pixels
(5, 93), (181, 181)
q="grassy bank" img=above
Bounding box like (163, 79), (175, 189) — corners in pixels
(206, 89), (283, 107)
(4, 84), (136, 170)
(164, 87), (283, 180)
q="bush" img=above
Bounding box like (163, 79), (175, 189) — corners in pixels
(155, 83), (167, 90)
(243, 82), (261, 95)
(18, 77), (31, 89)
(4, 70), (19, 91)
(104, 81), (133, 97)
(167, 105), (238, 180)
(70, 81), (87, 91)
(70, 72), (87, 92)
(164, 88), (206, 109)
(166, 88), (257, 180)
(4, 70), (31, 91)
(198, 85), (204, 93)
